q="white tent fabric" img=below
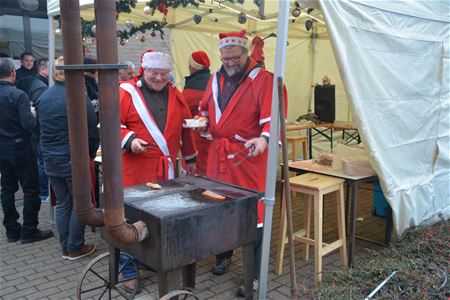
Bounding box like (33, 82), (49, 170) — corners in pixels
(320, 0), (450, 235)
(46, 0), (450, 236)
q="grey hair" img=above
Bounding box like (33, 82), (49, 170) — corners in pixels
(120, 60), (135, 70)
(0, 58), (15, 78)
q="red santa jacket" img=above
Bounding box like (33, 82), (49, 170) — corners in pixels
(182, 69), (212, 175)
(120, 80), (197, 187)
(201, 59), (288, 225)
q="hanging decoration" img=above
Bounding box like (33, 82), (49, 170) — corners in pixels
(193, 14), (202, 24)
(144, 0), (199, 16)
(237, 12), (247, 24)
(125, 19), (134, 28)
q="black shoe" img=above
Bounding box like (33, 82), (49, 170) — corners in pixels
(7, 236), (20, 243)
(21, 229), (54, 244)
(237, 279), (259, 297)
(211, 257), (231, 275)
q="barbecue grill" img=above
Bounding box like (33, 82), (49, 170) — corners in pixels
(77, 176), (260, 299)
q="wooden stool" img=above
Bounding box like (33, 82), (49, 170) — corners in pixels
(286, 134), (308, 161)
(276, 173), (347, 282)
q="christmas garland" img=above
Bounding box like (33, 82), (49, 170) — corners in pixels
(117, 21), (165, 40)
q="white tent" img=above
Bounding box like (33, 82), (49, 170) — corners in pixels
(47, 0), (450, 289)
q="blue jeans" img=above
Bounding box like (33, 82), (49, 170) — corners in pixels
(32, 134), (49, 200)
(48, 175), (85, 253)
(120, 254), (138, 279)
(0, 139), (41, 239)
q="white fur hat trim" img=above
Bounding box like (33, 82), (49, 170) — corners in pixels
(218, 37), (249, 49)
(141, 52), (173, 70)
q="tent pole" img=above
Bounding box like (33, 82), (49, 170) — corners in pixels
(48, 16), (55, 87)
(257, 1), (290, 299)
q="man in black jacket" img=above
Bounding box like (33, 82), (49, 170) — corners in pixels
(0, 58), (54, 243)
(28, 58), (50, 202)
(38, 56), (99, 260)
(15, 52), (36, 94)
(28, 58), (49, 105)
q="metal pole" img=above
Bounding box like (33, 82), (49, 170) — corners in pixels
(365, 271), (397, 300)
(47, 16), (56, 224)
(307, 25), (318, 113)
(258, 1), (290, 299)
(48, 16), (55, 87)
(278, 77), (297, 298)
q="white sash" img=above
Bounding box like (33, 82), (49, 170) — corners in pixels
(211, 74), (222, 124)
(120, 83), (174, 179)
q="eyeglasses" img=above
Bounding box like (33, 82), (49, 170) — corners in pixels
(220, 53), (244, 64)
(145, 69), (170, 78)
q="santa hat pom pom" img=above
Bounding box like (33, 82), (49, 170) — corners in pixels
(137, 80), (142, 88)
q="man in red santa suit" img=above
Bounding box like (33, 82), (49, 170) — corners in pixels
(119, 50), (197, 187)
(182, 51), (212, 175)
(200, 30), (287, 296)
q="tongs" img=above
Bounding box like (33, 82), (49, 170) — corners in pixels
(232, 144), (256, 167)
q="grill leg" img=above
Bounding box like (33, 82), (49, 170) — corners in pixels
(158, 268), (181, 298)
(182, 263), (196, 290)
(242, 243), (255, 300)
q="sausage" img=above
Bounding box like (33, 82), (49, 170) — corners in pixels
(146, 182), (162, 190)
(202, 190), (226, 201)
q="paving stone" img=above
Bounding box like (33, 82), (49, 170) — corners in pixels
(2, 286), (38, 299)
(25, 286), (60, 300)
(36, 277), (68, 291)
(25, 269), (56, 281)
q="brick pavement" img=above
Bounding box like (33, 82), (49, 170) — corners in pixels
(1, 182), (385, 299)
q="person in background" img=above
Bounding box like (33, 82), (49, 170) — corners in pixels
(15, 52), (36, 94)
(28, 58), (50, 202)
(200, 30), (287, 297)
(0, 57), (54, 244)
(182, 51), (212, 175)
(119, 60), (135, 81)
(83, 55), (99, 114)
(38, 56), (99, 260)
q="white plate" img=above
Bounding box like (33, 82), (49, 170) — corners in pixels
(183, 119), (206, 128)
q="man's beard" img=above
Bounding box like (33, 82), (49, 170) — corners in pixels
(224, 65), (242, 77)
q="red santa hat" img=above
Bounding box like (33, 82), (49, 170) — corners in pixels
(250, 35), (265, 66)
(134, 49), (173, 87)
(189, 51), (210, 70)
(218, 30), (249, 49)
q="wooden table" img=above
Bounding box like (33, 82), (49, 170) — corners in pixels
(284, 160), (392, 267)
(286, 122), (360, 158)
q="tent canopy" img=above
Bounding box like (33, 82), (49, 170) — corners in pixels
(47, 0), (450, 237)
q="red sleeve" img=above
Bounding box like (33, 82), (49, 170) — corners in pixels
(177, 92), (197, 160)
(182, 88), (202, 117)
(119, 87), (136, 149)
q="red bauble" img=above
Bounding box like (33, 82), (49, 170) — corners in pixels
(151, 31), (156, 37)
